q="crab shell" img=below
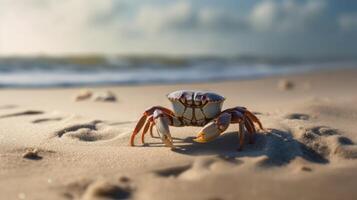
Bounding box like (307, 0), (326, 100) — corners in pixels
(167, 90), (225, 126)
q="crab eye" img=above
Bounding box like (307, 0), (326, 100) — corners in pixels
(193, 95), (201, 105)
(201, 96), (207, 103)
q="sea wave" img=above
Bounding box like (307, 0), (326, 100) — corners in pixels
(0, 56), (356, 87)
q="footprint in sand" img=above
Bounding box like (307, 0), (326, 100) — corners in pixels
(306, 126), (339, 136)
(0, 105), (18, 109)
(81, 180), (132, 200)
(0, 110), (44, 119)
(297, 126), (357, 159)
(53, 120), (124, 142)
(154, 157), (242, 180)
(154, 165), (192, 178)
(300, 126), (340, 143)
(0, 108), (66, 126)
(285, 113), (310, 120)
(32, 117), (63, 124)
(255, 128), (328, 166)
(63, 178), (133, 200)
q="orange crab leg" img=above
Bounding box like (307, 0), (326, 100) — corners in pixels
(130, 114), (147, 146)
(149, 122), (155, 137)
(141, 117), (152, 144)
(245, 110), (264, 130)
(131, 106), (176, 146)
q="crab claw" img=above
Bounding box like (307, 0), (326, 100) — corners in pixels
(154, 110), (174, 148)
(194, 122), (219, 143)
(194, 113), (231, 143)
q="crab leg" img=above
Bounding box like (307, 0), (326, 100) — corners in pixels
(153, 110), (174, 148)
(149, 122), (155, 137)
(244, 110), (264, 130)
(130, 106), (174, 146)
(141, 117), (152, 144)
(224, 107), (263, 130)
(238, 121), (245, 151)
(232, 107), (263, 144)
(244, 116), (256, 144)
(131, 106), (182, 147)
(130, 114), (147, 146)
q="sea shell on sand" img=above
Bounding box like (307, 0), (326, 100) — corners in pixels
(75, 89), (93, 101)
(74, 90), (117, 102)
(93, 91), (117, 102)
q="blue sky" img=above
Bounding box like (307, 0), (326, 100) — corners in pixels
(0, 0), (357, 57)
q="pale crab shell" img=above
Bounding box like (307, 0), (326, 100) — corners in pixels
(167, 90), (225, 126)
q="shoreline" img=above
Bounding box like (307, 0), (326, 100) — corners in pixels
(0, 62), (356, 89)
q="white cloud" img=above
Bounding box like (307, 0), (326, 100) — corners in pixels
(0, 0), (356, 56)
(339, 14), (357, 31)
(131, 0), (328, 35)
(130, 1), (249, 35)
(135, 1), (195, 34)
(0, 0), (126, 54)
(198, 8), (248, 31)
(250, 0), (326, 32)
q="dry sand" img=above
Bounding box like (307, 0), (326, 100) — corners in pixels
(0, 69), (357, 200)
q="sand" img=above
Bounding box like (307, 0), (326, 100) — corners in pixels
(0, 69), (357, 200)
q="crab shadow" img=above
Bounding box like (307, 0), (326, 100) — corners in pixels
(167, 129), (329, 167)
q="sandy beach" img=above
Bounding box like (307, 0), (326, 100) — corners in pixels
(1, 68), (357, 200)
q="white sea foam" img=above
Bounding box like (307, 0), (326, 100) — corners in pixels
(0, 57), (355, 87)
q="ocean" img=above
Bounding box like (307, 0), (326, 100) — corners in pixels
(0, 55), (356, 87)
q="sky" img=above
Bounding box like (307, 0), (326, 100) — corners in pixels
(0, 0), (357, 57)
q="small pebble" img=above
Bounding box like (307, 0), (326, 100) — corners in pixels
(119, 176), (130, 183)
(278, 79), (294, 91)
(301, 166), (312, 172)
(22, 148), (41, 160)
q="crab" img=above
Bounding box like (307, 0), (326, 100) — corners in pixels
(130, 90), (263, 150)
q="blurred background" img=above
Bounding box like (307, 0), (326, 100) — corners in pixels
(0, 0), (356, 87)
